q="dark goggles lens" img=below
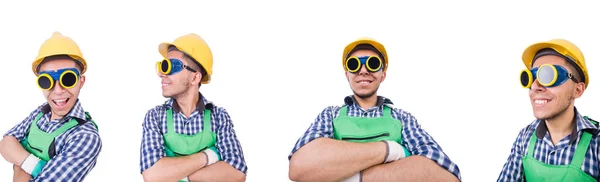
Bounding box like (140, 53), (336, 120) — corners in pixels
(38, 75), (53, 90)
(160, 59), (170, 73)
(60, 71), (78, 87)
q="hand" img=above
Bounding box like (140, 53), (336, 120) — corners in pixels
(202, 146), (221, 166)
(13, 165), (32, 182)
(382, 140), (410, 163)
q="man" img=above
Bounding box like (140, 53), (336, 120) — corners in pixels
(497, 39), (598, 181)
(0, 32), (102, 181)
(139, 33), (247, 182)
(288, 37), (461, 182)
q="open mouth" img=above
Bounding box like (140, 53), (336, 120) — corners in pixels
(53, 98), (70, 108)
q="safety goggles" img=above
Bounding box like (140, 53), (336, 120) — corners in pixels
(156, 58), (197, 75)
(520, 64), (579, 88)
(345, 56), (383, 73)
(37, 68), (80, 90)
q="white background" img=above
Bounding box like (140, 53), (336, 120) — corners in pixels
(0, 0), (598, 181)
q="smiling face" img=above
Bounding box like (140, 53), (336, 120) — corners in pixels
(529, 55), (585, 120)
(38, 57), (85, 120)
(345, 49), (386, 99)
(158, 50), (202, 98)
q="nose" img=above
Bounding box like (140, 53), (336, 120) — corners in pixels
(530, 78), (546, 92)
(157, 70), (167, 78)
(358, 65), (370, 75)
(51, 80), (67, 94)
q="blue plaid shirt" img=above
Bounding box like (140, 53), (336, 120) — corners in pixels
(3, 99), (102, 182)
(288, 95), (462, 180)
(139, 93), (247, 174)
(497, 108), (600, 181)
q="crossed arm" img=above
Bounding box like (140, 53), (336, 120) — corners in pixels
(1, 125), (102, 181)
(140, 108), (246, 182)
(288, 106), (461, 182)
(289, 138), (459, 182)
(1, 136), (33, 182)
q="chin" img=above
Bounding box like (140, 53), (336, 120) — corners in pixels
(162, 91), (174, 98)
(533, 111), (553, 120)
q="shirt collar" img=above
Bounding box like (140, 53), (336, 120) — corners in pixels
(166, 92), (207, 113)
(536, 107), (599, 144)
(343, 95), (394, 108)
(40, 98), (87, 123)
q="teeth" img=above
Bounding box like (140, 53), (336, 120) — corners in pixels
(162, 83), (169, 86)
(54, 99), (67, 103)
(534, 100), (548, 104)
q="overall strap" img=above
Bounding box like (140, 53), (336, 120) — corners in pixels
(166, 108), (174, 134)
(84, 111), (98, 130)
(203, 103), (214, 132)
(339, 106), (349, 117)
(383, 105), (392, 118)
(203, 110), (211, 132)
(526, 131), (538, 158)
(26, 112), (45, 135)
(570, 132), (592, 167)
(33, 112), (44, 123)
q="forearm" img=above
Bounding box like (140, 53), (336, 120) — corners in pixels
(289, 138), (387, 182)
(362, 155), (459, 182)
(0, 136), (30, 166)
(142, 152), (208, 182)
(13, 164), (32, 182)
(188, 161), (246, 182)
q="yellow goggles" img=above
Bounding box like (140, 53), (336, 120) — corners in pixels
(156, 58), (197, 75)
(345, 56), (383, 73)
(520, 64), (579, 88)
(37, 68), (80, 90)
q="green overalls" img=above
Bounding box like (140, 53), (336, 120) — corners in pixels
(162, 104), (220, 157)
(522, 116), (598, 181)
(162, 105), (221, 182)
(333, 106), (411, 156)
(19, 111), (98, 178)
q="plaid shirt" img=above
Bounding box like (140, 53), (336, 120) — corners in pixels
(3, 99), (102, 182)
(497, 108), (600, 181)
(139, 93), (247, 174)
(288, 95), (462, 180)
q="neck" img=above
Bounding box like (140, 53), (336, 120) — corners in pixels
(50, 112), (63, 121)
(353, 94), (378, 110)
(174, 90), (199, 117)
(545, 107), (576, 136)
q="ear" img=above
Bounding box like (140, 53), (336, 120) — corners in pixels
(345, 71), (350, 81)
(381, 71), (386, 82)
(79, 75), (86, 88)
(192, 72), (202, 86)
(573, 82), (585, 99)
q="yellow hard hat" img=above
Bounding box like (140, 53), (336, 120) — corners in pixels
(32, 32), (87, 75)
(342, 37), (389, 72)
(522, 39), (589, 87)
(158, 33), (213, 84)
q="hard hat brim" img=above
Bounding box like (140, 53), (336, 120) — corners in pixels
(522, 42), (564, 68)
(158, 42), (174, 59)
